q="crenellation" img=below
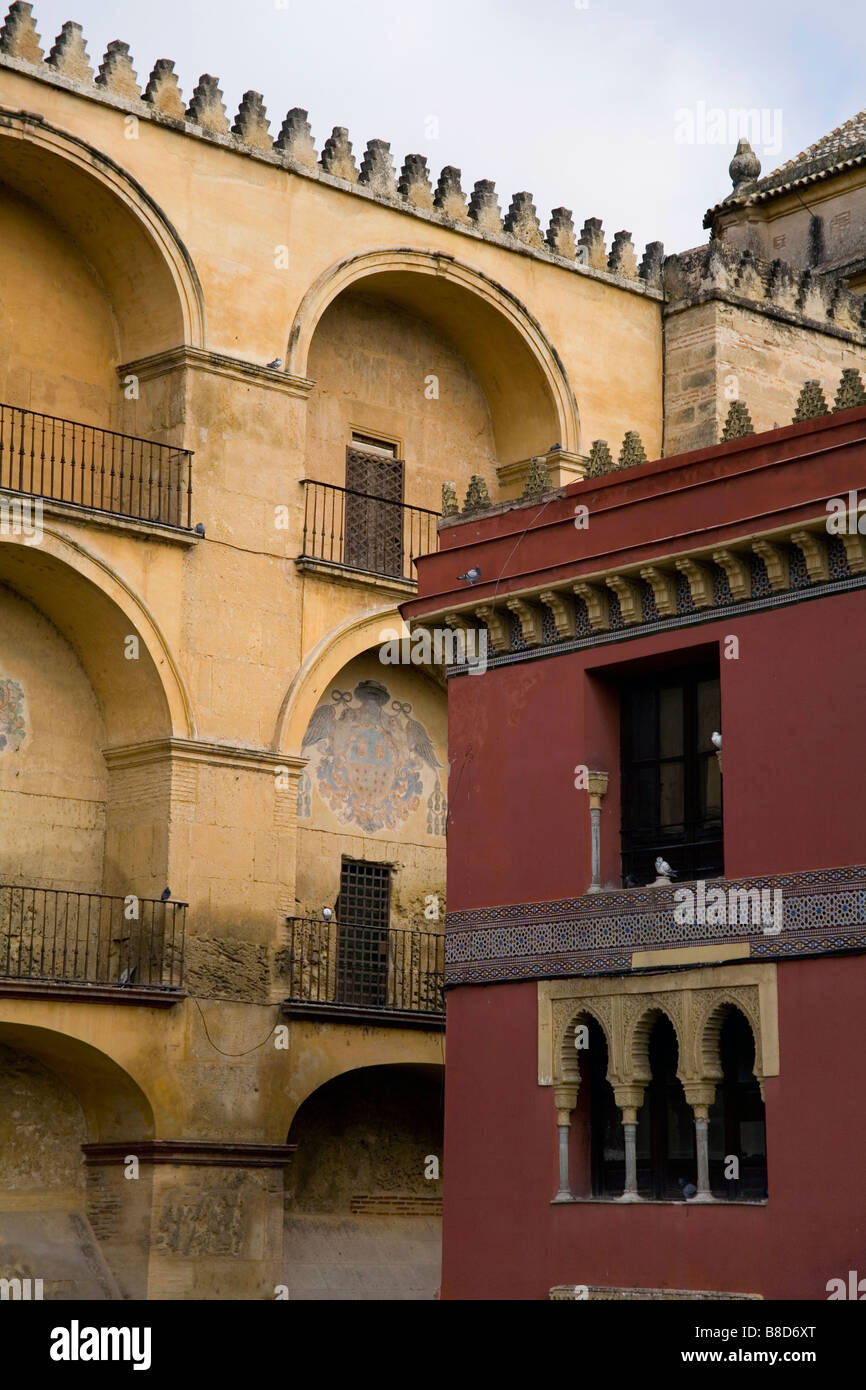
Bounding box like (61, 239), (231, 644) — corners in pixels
(434, 166), (468, 221)
(608, 231), (638, 279)
(398, 154), (434, 210)
(766, 258), (798, 312)
(232, 91), (272, 152)
(187, 74), (230, 135)
(320, 126), (358, 182)
(143, 60), (185, 120)
(0, 1), (42, 63)
(468, 180), (502, 233)
(617, 430), (647, 468)
(586, 439), (614, 476)
(546, 208), (576, 260)
(640, 242), (665, 288)
(276, 107), (316, 169)
(95, 40), (140, 102)
(734, 249), (765, 300)
(834, 366), (866, 410)
(792, 378), (829, 421)
(47, 20), (91, 83)
(359, 139), (397, 197)
(503, 192), (544, 249)
(796, 268), (831, 322)
(578, 217), (607, 270)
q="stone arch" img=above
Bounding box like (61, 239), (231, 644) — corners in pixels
(0, 113), (206, 359)
(287, 247), (579, 461)
(274, 606), (431, 756)
(560, 1003), (615, 1085)
(699, 996), (763, 1086)
(0, 526), (194, 744)
(629, 1004), (684, 1086)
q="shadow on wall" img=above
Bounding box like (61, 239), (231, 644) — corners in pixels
(284, 1063), (443, 1300)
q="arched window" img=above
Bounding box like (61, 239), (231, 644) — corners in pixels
(635, 1015), (695, 1199)
(708, 1008), (768, 1199)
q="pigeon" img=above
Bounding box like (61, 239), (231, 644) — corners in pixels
(655, 856), (676, 879)
(160, 887), (172, 902)
(458, 566), (482, 584)
(119, 965), (137, 987)
(711, 731), (722, 750)
(322, 907), (333, 923)
(194, 522), (206, 537)
(266, 357), (283, 370)
(678, 1177), (698, 1200)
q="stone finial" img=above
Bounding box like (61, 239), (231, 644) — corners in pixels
(468, 180), (502, 233)
(143, 60), (184, 119)
(586, 439), (614, 476)
(276, 108), (316, 169)
(608, 231), (638, 278)
(640, 241), (665, 288)
(47, 21), (92, 82)
(834, 367), (866, 412)
(321, 127), (358, 182)
(0, 2), (42, 63)
(232, 91), (272, 150)
(721, 399), (755, 441)
(359, 139), (397, 196)
(399, 154), (434, 209)
(187, 75), (230, 134)
(95, 40), (141, 100)
(578, 217), (607, 270)
(463, 474), (492, 516)
(521, 456), (551, 500)
(442, 482), (460, 517)
(793, 379), (829, 423)
(546, 208), (576, 259)
(729, 137), (761, 196)
(503, 192), (543, 248)
(434, 166), (468, 221)
(618, 431), (647, 469)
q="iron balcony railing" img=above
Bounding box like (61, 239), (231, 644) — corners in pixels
(300, 479), (439, 583)
(283, 918), (444, 1016)
(0, 884), (186, 990)
(0, 402), (193, 528)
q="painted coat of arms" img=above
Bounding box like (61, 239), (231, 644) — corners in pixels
(302, 680), (440, 832)
(0, 678), (26, 753)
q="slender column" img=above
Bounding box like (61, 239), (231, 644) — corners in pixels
(612, 1087), (645, 1202)
(586, 771), (609, 893)
(552, 1084), (578, 1201)
(683, 1083), (718, 1202)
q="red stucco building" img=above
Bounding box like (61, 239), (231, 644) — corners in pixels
(403, 406), (866, 1301)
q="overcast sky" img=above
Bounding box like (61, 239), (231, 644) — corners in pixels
(20, 0), (866, 255)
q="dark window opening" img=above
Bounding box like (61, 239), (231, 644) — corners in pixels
(335, 858), (391, 1006)
(708, 1009), (768, 1199)
(586, 1017), (626, 1198)
(635, 1015), (695, 1200)
(620, 663), (723, 885)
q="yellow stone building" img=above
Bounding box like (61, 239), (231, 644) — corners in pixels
(1, 2), (865, 1300)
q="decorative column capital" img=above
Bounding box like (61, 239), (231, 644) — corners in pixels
(553, 1083), (578, 1125)
(586, 770), (609, 811)
(612, 1083), (645, 1124)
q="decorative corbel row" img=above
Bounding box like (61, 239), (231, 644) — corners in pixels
(841, 529), (866, 574)
(712, 549), (752, 600)
(675, 557), (714, 609)
(574, 582), (610, 632)
(752, 539), (789, 591)
(474, 605), (510, 653)
(605, 574), (643, 625)
(506, 598), (544, 647)
(789, 530), (829, 583)
(639, 565), (678, 616)
(539, 590), (576, 639)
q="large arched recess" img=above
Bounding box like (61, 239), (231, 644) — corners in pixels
(0, 527), (194, 744)
(273, 607), (441, 756)
(287, 248), (579, 461)
(0, 112), (206, 358)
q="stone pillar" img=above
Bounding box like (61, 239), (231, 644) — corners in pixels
(586, 771), (609, 893)
(683, 1083), (718, 1202)
(613, 1085), (645, 1201)
(552, 1084), (578, 1201)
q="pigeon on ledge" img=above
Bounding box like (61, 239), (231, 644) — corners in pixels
(160, 887), (172, 902)
(711, 731), (722, 750)
(266, 357), (283, 370)
(458, 566), (481, 584)
(322, 907), (334, 923)
(678, 1177), (698, 1200)
(655, 856), (676, 879)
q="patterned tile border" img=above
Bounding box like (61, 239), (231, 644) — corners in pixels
(444, 865), (866, 984)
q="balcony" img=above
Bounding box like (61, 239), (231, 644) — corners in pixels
(0, 402), (193, 530)
(282, 918), (445, 1028)
(299, 479), (439, 585)
(0, 884), (186, 1004)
